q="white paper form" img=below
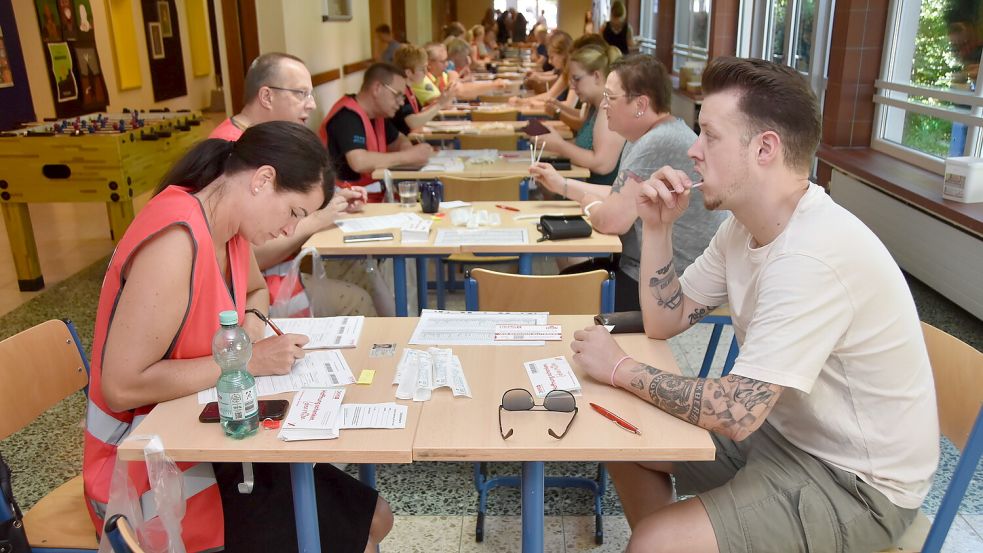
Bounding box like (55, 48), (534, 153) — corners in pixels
(278, 387), (345, 441)
(421, 158), (466, 172)
(409, 309), (548, 346)
(339, 403), (408, 429)
(265, 316), (364, 349)
(197, 350), (355, 404)
(400, 217), (433, 243)
(433, 228), (528, 246)
(435, 149), (498, 159)
(335, 212), (421, 234)
(393, 347), (472, 401)
(523, 356), (583, 398)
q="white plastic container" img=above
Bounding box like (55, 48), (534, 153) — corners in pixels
(943, 156), (983, 203)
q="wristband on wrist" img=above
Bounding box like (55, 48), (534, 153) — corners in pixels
(583, 200), (603, 218)
(610, 355), (632, 387)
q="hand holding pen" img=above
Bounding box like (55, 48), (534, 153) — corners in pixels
(245, 309), (308, 375)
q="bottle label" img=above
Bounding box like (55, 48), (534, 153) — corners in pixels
(218, 387), (258, 421)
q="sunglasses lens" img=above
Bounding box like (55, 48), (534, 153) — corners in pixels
(502, 389), (534, 411)
(544, 390), (576, 413)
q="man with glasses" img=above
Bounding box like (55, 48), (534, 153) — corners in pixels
(572, 58), (937, 553)
(209, 53), (378, 318)
(321, 62), (433, 203)
(210, 52), (316, 140)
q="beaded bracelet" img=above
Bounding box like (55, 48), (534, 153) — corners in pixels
(610, 355), (632, 387)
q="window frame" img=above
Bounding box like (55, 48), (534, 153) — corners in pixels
(672, 0), (711, 71)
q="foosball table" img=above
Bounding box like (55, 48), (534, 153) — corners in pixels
(0, 110), (210, 290)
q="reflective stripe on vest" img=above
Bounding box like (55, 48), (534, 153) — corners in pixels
(87, 462), (215, 522)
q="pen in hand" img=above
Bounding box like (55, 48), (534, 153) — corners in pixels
(589, 402), (641, 435)
(246, 308), (284, 336)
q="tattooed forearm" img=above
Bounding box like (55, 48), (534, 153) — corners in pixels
(648, 260), (683, 309)
(624, 365), (783, 440)
(687, 305), (718, 325)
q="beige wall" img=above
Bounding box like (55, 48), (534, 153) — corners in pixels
(12, 0), (216, 119)
(246, 0), (372, 131)
(558, 0), (592, 37)
(405, 0), (433, 44)
(456, 0), (491, 29)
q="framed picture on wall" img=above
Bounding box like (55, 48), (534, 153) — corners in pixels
(157, 1), (172, 37)
(148, 22), (164, 59)
(322, 0), (352, 22)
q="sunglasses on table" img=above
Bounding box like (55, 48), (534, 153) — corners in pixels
(499, 388), (578, 440)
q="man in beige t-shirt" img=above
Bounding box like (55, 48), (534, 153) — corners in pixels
(572, 57), (939, 553)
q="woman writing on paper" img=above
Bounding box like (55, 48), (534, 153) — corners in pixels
(82, 122), (393, 553)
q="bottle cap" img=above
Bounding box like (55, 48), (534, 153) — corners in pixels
(218, 310), (238, 326)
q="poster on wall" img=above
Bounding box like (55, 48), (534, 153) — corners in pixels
(0, 25), (14, 88)
(33, 0), (108, 117)
(141, 0), (186, 101)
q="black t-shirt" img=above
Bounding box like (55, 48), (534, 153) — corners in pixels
(392, 100), (415, 136)
(326, 104), (400, 182)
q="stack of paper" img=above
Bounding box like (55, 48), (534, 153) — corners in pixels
(278, 387), (346, 441)
(523, 356), (583, 398)
(400, 216), (433, 243)
(410, 310), (549, 346)
(393, 347), (472, 401)
(433, 228), (527, 246)
(339, 403), (408, 429)
(335, 213), (421, 234)
(197, 350), (356, 404)
(266, 316), (365, 349)
(494, 324), (562, 341)
(421, 157), (466, 173)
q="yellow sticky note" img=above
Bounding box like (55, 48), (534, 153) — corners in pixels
(357, 370), (375, 385)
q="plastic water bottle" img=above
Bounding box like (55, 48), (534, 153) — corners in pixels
(212, 310), (258, 438)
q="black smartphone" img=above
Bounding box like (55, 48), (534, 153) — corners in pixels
(343, 232), (395, 243)
(198, 399), (289, 423)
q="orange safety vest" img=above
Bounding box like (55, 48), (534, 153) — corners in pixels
(405, 84), (420, 114)
(320, 95), (388, 203)
(83, 186), (251, 552)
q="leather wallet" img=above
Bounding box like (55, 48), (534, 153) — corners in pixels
(537, 215), (592, 241)
(594, 311), (645, 333)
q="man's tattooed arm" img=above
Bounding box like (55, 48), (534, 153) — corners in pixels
(626, 364), (783, 441)
(648, 260), (683, 310)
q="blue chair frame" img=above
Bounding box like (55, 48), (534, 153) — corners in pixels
(697, 313), (739, 378)
(923, 405), (983, 553)
(463, 272), (614, 544)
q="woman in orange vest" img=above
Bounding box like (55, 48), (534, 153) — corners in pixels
(83, 121), (392, 553)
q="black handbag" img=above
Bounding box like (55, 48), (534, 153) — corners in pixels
(594, 311), (645, 333)
(536, 215), (592, 242)
(0, 453), (29, 553)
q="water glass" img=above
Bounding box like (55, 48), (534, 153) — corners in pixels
(398, 180), (418, 208)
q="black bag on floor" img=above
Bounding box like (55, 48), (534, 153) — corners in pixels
(0, 453), (30, 553)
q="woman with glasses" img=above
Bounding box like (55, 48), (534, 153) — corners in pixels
(531, 54), (725, 311)
(532, 44), (625, 186)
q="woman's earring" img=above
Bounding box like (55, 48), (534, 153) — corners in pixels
(635, 111), (643, 118)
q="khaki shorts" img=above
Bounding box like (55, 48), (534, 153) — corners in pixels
(671, 423), (918, 553)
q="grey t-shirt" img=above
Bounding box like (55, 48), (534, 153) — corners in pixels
(611, 118), (727, 282)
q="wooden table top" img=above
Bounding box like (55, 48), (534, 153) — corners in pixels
(411, 120), (571, 140)
(371, 150), (588, 180)
(119, 317), (713, 465)
(302, 201), (621, 256)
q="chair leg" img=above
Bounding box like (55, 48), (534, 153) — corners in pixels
(722, 334), (740, 376)
(436, 259), (446, 310)
(595, 463), (606, 544)
(699, 323), (725, 378)
(473, 462), (489, 542)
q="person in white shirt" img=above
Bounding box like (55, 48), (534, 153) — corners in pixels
(571, 57), (939, 553)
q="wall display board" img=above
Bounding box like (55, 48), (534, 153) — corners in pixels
(0, 0), (36, 129)
(32, 0), (108, 117)
(141, 0), (186, 101)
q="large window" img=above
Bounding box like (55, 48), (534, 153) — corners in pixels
(492, 0), (558, 32)
(674, 0), (711, 70)
(874, 0), (983, 173)
(638, 0), (659, 54)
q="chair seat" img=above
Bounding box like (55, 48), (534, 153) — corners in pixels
(24, 474), (99, 549)
(879, 511), (930, 552)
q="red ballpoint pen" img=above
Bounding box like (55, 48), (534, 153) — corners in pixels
(589, 402), (641, 435)
(495, 204), (520, 212)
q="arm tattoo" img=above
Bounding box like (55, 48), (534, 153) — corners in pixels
(648, 260), (682, 309)
(628, 365), (782, 439)
(687, 305), (718, 325)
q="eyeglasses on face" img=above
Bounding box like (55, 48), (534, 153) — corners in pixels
(267, 85), (315, 101)
(499, 388), (578, 440)
(602, 90), (634, 103)
(382, 82), (406, 103)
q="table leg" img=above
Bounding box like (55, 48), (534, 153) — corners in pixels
(519, 254), (533, 274)
(289, 463), (321, 553)
(0, 203), (44, 291)
(393, 256), (408, 317)
(521, 461), (545, 553)
(106, 199), (135, 243)
(416, 257), (428, 314)
(359, 464), (377, 488)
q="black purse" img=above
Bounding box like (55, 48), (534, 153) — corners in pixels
(0, 453), (29, 553)
(536, 215), (592, 242)
(594, 311), (645, 333)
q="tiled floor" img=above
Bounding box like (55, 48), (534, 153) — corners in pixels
(1, 197), (982, 552)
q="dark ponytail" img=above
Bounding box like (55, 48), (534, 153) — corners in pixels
(156, 121), (334, 207)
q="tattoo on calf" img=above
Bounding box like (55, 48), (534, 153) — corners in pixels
(648, 260), (683, 310)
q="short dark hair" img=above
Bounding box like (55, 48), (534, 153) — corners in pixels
(610, 54), (671, 114)
(702, 57), (821, 172)
(360, 62), (404, 92)
(375, 24), (392, 34)
(243, 52), (306, 104)
(156, 121), (333, 208)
